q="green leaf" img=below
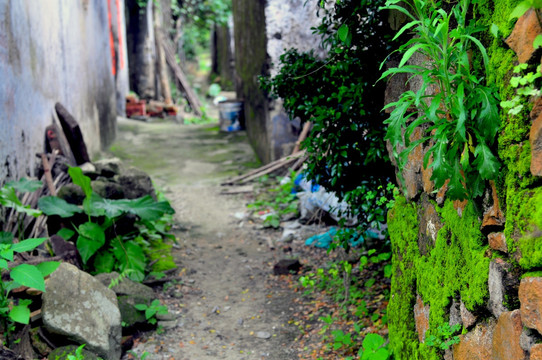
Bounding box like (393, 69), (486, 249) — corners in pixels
(93, 251), (115, 274)
(399, 43), (425, 68)
(119, 196), (175, 222)
(509, 1), (532, 20)
(76, 222), (106, 264)
(534, 34), (542, 49)
(36, 261), (60, 277)
(38, 196), (83, 218)
(473, 143), (500, 180)
(1, 187), (42, 217)
(12, 238), (47, 253)
(9, 301), (31, 324)
(10, 264), (46, 291)
(490, 23), (499, 38)
(0, 258), (8, 270)
(134, 304), (148, 311)
(0, 231), (13, 245)
(113, 240), (147, 281)
(57, 228), (75, 240)
(363, 333), (385, 351)
(338, 24), (349, 44)
(69, 166), (93, 198)
(83, 193), (106, 217)
(6, 178), (42, 193)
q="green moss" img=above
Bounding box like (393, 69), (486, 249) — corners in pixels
(146, 239), (176, 272)
(417, 201), (489, 323)
(388, 197), (489, 359)
(515, 188), (542, 269)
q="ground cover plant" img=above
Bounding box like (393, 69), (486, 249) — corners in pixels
(38, 167), (176, 282)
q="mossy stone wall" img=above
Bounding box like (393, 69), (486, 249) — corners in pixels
(386, 1), (542, 359)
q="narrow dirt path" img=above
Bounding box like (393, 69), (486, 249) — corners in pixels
(109, 118), (300, 360)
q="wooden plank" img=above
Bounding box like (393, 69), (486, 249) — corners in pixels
(160, 35), (203, 116)
(54, 103), (90, 165)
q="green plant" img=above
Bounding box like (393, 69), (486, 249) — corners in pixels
(358, 333), (391, 360)
(38, 167), (175, 281)
(425, 323), (461, 350)
(134, 299), (169, 325)
(380, 0), (501, 200)
(500, 63), (541, 115)
(331, 329), (353, 350)
(0, 180), (59, 335)
(248, 172), (299, 228)
(127, 350), (150, 360)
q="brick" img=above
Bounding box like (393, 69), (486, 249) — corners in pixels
(488, 232), (508, 253)
(520, 277), (542, 335)
(414, 295), (430, 343)
(492, 310), (527, 360)
(505, 9), (542, 63)
(531, 112), (542, 176)
(453, 320), (495, 360)
(531, 344), (542, 360)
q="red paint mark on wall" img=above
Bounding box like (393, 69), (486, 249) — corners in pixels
(115, 0), (125, 70)
(107, 0), (116, 76)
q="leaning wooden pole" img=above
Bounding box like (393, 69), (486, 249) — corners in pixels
(154, 6), (172, 105)
(160, 35), (203, 116)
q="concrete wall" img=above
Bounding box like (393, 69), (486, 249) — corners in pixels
(0, 0), (122, 182)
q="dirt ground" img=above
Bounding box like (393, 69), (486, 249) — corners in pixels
(108, 117), (310, 360)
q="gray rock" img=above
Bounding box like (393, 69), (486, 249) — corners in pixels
(117, 295), (148, 328)
(488, 260), (510, 319)
(256, 331), (272, 339)
(460, 300), (477, 329)
(91, 180), (125, 199)
(117, 167), (156, 200)
(158, 320), (178, 329)
(94, 272), (155, 300)
(273, 259), (301, 275)
(520, 327), (538, 352)
(449, 298), (461, 328)
(57, 184), (85, 205)
(94, 158), (123, 178)
(42, 263), (121, 360)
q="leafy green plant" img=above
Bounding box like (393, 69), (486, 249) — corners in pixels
(0, 180), (59, 336)
(425, 323), (461, 350)
(380, 0), (500, 200)
(134, 299), (169, 325)
(331, 329), (353, 351)
(501, 63), (541, 115)
(127, 350), (150, 360)
(358, 333), (391, 360)
(38, 167), (175, 281)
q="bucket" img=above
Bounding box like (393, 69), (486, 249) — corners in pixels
(218, 100), (244, 132)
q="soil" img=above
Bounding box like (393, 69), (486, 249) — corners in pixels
(108, 118), (310, 360)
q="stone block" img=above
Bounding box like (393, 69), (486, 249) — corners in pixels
(453, 319), (495, 360)
(492, 310), (527, 360)
(520, 277), (542, 335)
(531, 111), (542, 176)
(42, 263), (121, 360)
(488, 232), (508, 253)
(481, 181), (505, 234)
(404, 126), (424, 200)
(417, 195), (442, 255)
(414, 295), (430, 343)
(383, 60), (409, 114)
(117, 167), (156, 200)
(531, 344), (542, 360)
(505, 9), (542, 64)
(273, 259), (301, 275)
(488, 259), (511, 318)
(460, 300), (477, 329)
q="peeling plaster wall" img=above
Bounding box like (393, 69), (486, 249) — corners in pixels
(0, 0), (120, 182)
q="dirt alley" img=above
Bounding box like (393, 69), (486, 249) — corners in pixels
(109, 117), (303, 360)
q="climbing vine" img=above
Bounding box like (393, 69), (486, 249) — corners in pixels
(380, 0), (501, 200)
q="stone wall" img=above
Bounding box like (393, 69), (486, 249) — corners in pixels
(385, 2), (542, 359)
(0, 0), (125, 182)
(232, 0), (325, 163)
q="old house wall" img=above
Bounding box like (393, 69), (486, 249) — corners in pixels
(385, 2), (542, 359)
(0, 0), (123, 182)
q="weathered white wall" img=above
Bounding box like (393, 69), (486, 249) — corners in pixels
(265, 0), (326, 77)
(0, 0), (123, 182)
(265, 0), (326, 159)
